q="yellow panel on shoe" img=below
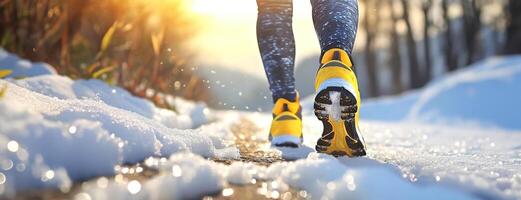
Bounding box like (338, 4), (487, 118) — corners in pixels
(272, 98), (300, 115)
(324, 119), (355, 156)
(314, 62), (359, 92)
(269, 96), (303, 146)
(270, 111), (302, 138)
(320, 48), (353, 66)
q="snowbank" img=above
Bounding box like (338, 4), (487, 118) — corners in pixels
(361, 56), (521, 130)
(0, 51), (240, 196)
(13, 75), (200, 129)
(0, 78), (239, 194)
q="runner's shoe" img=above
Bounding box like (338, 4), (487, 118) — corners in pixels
(269, 94), (303, 147)
(314, 48), (366, 157)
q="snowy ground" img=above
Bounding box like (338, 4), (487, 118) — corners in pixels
(1, 48), (521, 200)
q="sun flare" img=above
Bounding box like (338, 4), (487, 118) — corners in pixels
(190, 0), (255, 15)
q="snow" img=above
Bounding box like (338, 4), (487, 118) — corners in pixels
(234, 116), (521, 200)
(78, 153), (240, 200)
(226, 162), (253, 185)
(358, 121), (521, 200)
(287, 56), (521, 199)
(359, 91), (420, 121)
(2, 48), (521, 200)
(165, 95), (212, 128)
(360, 56), (521, 131)
(76, 152), (476, 200)
(144, 153), (225, 199)
(271, 153), (476, 200)
(56, 145), (492, 200)
(0, 52), (239, 197)
(0, 48), (56, 78)
(13, 75), (195, 129)
(326, 91), (343, 121)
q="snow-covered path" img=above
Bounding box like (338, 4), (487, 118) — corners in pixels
(244, 112), (521, 200)
(63, 112), (520, 200)
(362, 121), (521, 200)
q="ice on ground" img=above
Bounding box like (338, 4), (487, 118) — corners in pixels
(360, 56), (521, 130)
(0, 48), (56, 78)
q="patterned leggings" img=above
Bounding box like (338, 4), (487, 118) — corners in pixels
(257, 0), (359, 102)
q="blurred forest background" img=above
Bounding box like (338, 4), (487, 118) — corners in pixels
(0, 0), (210, 109)
(1, 0), (521, 110)
(350, 0), (521, 98)
(296, 0), (521, 100)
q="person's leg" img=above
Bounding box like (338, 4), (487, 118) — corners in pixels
(257, 0), (302, 147)
(311, 0), (358, 56)
(256, 0), (296, 102)
(311, 0), (366, 157)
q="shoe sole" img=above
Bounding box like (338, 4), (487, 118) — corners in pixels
(314, 86), (366, 157)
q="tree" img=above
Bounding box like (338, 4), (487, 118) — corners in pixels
(462, 0), (483, 65)
(401, 0), (422, 89)
(421, 0), (433, 85)
(505, 0), (521, 54)
(363, 0), (380, 97)
(389, 0), (403, 94)
(442, 0), (458, 71)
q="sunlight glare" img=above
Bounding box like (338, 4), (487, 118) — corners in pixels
(191, 0), (253, 15)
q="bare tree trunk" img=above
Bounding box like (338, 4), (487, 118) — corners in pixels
(389, 0), (403, 94)
(11, 0), (18, 52)
(0, 1), (9, 46)
(421, 0), (432, 85)
(401, 0), (422, 89)
(493, 4), (508, 55)
(462, 0), (482, 65)
(363, 0), (379, 97)
(505, 0), (521, 54)
(442, 0), (458, 71)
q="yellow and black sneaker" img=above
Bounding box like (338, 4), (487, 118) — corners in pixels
(269, 95), (303, 148)
(313, 48), (366, 157)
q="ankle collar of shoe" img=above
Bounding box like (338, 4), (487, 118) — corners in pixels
(320, 48), (353, 67)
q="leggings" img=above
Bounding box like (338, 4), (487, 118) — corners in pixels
(257, 0), (359, 102)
